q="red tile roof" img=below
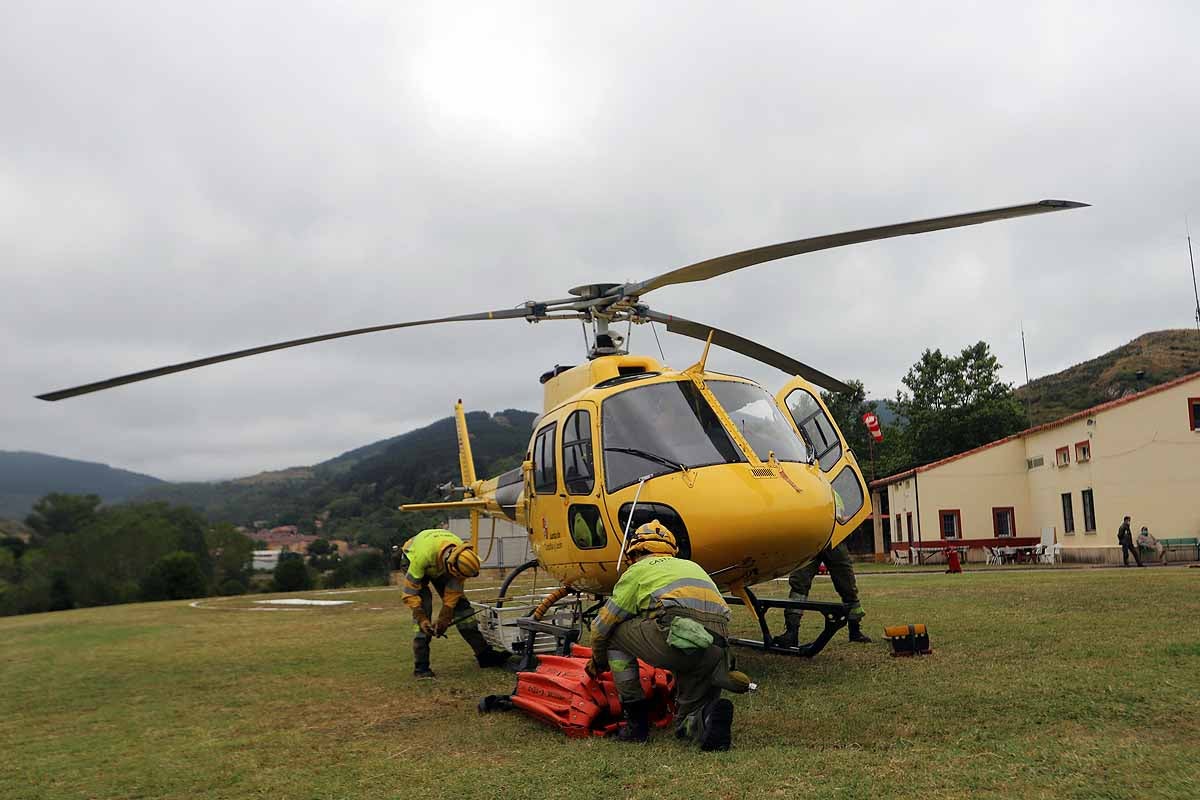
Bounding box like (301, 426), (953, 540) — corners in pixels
(869, 369), (1200, 490)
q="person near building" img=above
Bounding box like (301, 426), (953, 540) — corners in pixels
(585, 520), (750, 751)
(400, 528), (509, 678)
(1117, 516), (1143, 567)
(1136, 525), (1167, 565)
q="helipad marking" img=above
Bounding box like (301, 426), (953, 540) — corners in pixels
(255, 598), (354, 606)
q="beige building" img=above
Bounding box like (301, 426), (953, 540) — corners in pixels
(870, 371), (1200, 563)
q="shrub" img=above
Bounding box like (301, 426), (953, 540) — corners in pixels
(273, 555), (313, 591)
(217, 578), (247, 596)
(141, 551), (207, 601)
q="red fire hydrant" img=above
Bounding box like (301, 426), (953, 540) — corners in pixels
(945, 548), (962, 574)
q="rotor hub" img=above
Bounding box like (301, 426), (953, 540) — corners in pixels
(568, 283), (623, 300)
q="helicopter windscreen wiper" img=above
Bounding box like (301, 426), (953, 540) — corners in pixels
(603, 447), (688, 475)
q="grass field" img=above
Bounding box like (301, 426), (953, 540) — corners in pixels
(3, 568), (1198, 800)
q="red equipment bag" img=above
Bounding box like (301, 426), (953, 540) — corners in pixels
(479, 644), (676, 738)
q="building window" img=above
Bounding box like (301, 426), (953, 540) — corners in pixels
(1081, 489), (1096, 532)
(939, 509), (962, 539)
(1190, 397), (1200, 431)
(1075, 440), (1091, 462)
(1061, 493), (1075, 534)
(1026, 455), (1045, 469)
(1055, 446), (1070, 467)
(906, 512), (914, 544)
(993, 507), (1016, 537)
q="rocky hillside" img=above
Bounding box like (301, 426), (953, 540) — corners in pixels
(1015, 330), (1200, 426)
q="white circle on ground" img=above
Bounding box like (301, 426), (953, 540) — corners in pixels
(254, 598), (355, 606)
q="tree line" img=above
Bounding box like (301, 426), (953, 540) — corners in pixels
(822, 340), (1027, 481)
(0, 494), (395, 616)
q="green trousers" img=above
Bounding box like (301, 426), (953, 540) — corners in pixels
(783, 541), (864, 630)
(607, 613), (731, 722)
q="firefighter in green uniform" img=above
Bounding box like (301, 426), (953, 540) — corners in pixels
(586, 520), (751, 750)
(773, 489), (871, 647)
(400, 528), (509, 678)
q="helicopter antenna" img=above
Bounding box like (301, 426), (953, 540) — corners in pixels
(650, 321), (666, 362)
(1188, 217), (1199, 332)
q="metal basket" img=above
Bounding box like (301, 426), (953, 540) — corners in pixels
(471, 592), (585, 654)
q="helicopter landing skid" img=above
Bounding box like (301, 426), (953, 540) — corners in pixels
(723, 586), (851, 658)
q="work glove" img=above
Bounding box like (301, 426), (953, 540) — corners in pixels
(435, 604), (456, 636)
(414, 612), (435, 638)
(584, 656), (605, 680)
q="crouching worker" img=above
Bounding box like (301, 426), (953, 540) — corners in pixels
(585, 520), (750, 751)
(400, 528), (509, 678)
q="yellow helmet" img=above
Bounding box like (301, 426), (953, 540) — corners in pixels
(625, 519), (678, 559)
(443, 542), (481, 579)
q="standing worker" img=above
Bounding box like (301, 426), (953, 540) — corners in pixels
(401, 528), (509, 678)
(772, 540), (872, 647)
(586, 520), (750, 751)
(1117, 515), (1143, 567)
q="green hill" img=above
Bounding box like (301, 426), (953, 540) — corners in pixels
(137, 409), (537, 543)
(0, 451), (166, 521)
(1016, 330), (1200, 426)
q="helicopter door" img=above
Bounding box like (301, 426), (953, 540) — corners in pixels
(775, 377), (872, 548)
(528, 419), (562, 557)
(559, 403), (612, 560)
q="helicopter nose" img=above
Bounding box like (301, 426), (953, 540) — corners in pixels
(635, 463), (836, 587)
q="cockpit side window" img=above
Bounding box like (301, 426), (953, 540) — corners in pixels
(784, 388), (843, 471)
(562, 410), (595, 495)
(532, 422), (558, 494)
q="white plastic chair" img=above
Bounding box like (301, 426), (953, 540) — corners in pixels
(984, 547), (1001, 566)
(891, 548), (908, 566)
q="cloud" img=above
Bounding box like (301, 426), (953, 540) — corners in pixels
(3, 1), (1198, 481)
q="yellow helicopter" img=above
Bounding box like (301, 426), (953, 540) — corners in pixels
(38, 199), (1086, 655)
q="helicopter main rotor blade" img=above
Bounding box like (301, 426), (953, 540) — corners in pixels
(644, 309), (852, 393)
(625, 199), (1088, 297)
(37, 307), (535, 401)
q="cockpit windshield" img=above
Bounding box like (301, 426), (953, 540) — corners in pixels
(707, 380), (811, 463)
(602, 380), (744, 491)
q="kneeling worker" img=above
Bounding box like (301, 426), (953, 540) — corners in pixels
(586, 520), (750, 750)
(401, 528), (509, 678)
(773, 540), (871, 647)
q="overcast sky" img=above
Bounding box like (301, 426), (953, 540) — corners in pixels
(3, 2), (1198, 481)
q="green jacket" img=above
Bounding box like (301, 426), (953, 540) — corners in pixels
(401, 529), (466, 612)
(590, 555), (729, 658)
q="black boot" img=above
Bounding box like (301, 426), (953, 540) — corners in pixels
(614, 699), (650, 743)
(848, 620), (872, 643)
(413, 665), (436, 679)
(697, 698), (734, 751)
(771, 626), (799, 648)
(476, 648), (511, 668)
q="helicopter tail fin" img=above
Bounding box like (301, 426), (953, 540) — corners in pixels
(454, 400), (481, 551)
(455, 399), (478, 486)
